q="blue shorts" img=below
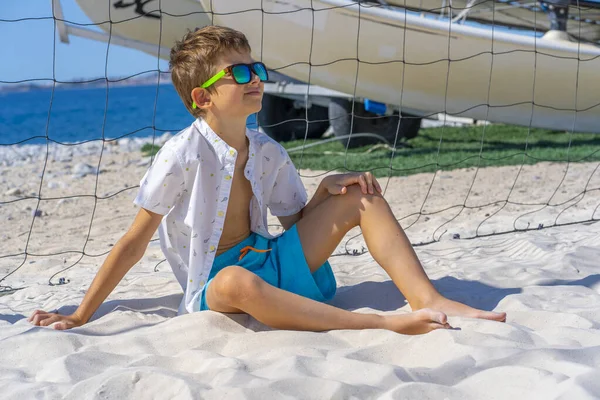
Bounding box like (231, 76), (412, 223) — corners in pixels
(199, 224), (337, 311)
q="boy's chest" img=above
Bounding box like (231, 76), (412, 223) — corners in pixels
(224, 154), (254, 218)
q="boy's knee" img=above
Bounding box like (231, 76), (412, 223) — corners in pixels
(212, 266), (263, 305)
(343, 184), (385, 208)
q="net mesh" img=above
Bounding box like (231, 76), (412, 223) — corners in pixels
(1, 0), (599, 294)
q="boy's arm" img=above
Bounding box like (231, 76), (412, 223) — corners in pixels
(277, 172), (383, 230)
(29, 207), (164, 329)
(277, 179), (332, 230)
(73, 207), (163, 322)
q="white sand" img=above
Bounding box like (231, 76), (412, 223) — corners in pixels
(1, 142), (600, 399)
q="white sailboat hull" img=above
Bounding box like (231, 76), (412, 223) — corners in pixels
(387, 0), (600, 44)
(74, 0), (212, 59)
(74, 0), (600, 133)
(200, 0), (600, 133)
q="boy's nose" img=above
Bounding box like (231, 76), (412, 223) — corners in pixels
(249, 72), (261, 83)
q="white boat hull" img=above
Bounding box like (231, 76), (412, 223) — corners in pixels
(200, 0), (600, 133)
(387, 0), (600, 44)
(74, 0), (212, 59)
(74, 0), (600, 133)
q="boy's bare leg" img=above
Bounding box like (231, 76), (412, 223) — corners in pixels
(205, 266), (451, 334)
(296, 185), (506, 322)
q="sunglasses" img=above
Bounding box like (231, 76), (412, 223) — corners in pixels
(203, 62), (268, 88)
(192, 62), (269, 109)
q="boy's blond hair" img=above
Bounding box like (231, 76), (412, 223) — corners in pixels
(169, 25), (252, 117)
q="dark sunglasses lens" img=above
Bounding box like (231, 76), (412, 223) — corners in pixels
(232, 65), (251, 84)
(253, 63), (268, 81)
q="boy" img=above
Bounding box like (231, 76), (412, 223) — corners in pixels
(29, 26), (506, 334)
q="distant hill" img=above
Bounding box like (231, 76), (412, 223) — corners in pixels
(0, 71), (172, 93)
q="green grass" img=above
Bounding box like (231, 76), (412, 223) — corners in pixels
(282, 124), (600, 177)
(141, 143), (162, 157)
(139, 124), (600, 177)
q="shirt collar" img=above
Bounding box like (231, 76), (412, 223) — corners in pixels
(193, 117), (257, 165)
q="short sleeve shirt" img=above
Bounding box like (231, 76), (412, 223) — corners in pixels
(133, 118), (308, 314)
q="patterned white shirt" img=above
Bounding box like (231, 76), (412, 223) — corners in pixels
(133, 118), (308, 314)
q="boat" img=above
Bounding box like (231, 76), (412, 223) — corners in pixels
(57, 0), (600, 142)
(61, 0), (211, 60)
(198, 0), (600, 133)
(385, 0), (600, 45)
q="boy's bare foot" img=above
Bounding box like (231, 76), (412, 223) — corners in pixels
(419, 297), (507, 322)
(383, 308), (451, 335)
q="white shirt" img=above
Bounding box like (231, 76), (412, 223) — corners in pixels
(133, 118), (308, 314)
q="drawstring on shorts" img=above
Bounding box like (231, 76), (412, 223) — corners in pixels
(239, 246), (271, 261)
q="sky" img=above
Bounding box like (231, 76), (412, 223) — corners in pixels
(1, 0), (169, 84)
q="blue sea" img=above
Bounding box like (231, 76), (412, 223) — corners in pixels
(0, 84), (259, 146)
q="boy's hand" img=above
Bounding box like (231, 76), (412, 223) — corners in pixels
(28, 309), (85, 330)
(322, 172), (383, 195)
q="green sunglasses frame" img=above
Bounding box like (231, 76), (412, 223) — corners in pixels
(192, 62), (268, 109)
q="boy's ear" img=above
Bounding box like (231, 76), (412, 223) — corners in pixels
(191, 87), (212, 111)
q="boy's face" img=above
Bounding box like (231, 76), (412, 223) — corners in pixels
(204, 50), (264, 119)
